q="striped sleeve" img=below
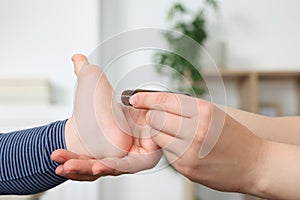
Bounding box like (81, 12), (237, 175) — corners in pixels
(0, 120), (68, 195)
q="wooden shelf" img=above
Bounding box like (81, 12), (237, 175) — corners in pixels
(202, 69), (300, 114)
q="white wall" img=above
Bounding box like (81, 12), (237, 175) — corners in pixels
(102, 0), (300, 69)
(0, 0), (101, 105)
(219, 0), (300, 69)
(0, 0), (102, 200)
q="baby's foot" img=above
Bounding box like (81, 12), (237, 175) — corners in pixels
(65, 54), (133, 159)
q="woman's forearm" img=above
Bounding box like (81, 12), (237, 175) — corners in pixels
(252, 140), (300, 199)
(226, 109), (300, 198)
(226, 107), (300, 145)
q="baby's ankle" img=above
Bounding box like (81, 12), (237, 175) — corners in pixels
(64, 118), (93, 157)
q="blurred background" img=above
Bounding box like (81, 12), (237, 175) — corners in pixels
(0, 0), (300, 200)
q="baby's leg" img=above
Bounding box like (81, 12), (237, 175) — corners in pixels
(65, 55), (133, 159)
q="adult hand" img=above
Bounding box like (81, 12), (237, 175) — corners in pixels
(129, 92), (267, 195)
(52, 105), (161, 180)
(51, 149), (121, 181)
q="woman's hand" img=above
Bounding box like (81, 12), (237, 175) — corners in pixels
(96, 105), (162, 173)
(52, 105), (161, 179)
(51, 149), (121, 181)
(129, 92), (267, 195)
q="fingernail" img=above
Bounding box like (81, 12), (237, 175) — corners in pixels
(54, 156), (67, 163)
(129, 94), (138, 105)
(92, 170), (100, 175)
(56, 165), (65, 175)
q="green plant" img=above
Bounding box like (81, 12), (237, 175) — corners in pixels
(153, 0), (218, 97)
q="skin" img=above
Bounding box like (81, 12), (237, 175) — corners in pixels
(226, 108), (300, 145)
(130, 92), (300, 199)
(51, 54), (161, 180)
(64, 54), (133, 157)
(129, 92), (266, 194)
(52, 59), (300, 199)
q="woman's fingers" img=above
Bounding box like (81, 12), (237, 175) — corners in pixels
(56, 164), (102, 181)
(52, 149), (120, 180)
(122, 105), (150, 138)
(151, 129), (192, 159)
(147, 110), (197, 140)
(130, 92), (199, 118)
(55, 165), (100, 181)
(51, 149), (89, 164)
(58, 159), (97, 174)
(101, 150), (162, 173)
(161, 149), (181, 167)
(55, 158), (120, 181)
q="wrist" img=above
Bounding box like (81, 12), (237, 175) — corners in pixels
(249, 141), (300, 199)
(241, 137), (270, 198)
(247, 139), (272, 198)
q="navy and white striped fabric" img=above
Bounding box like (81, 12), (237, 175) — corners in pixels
(0, 120), (67, 195)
